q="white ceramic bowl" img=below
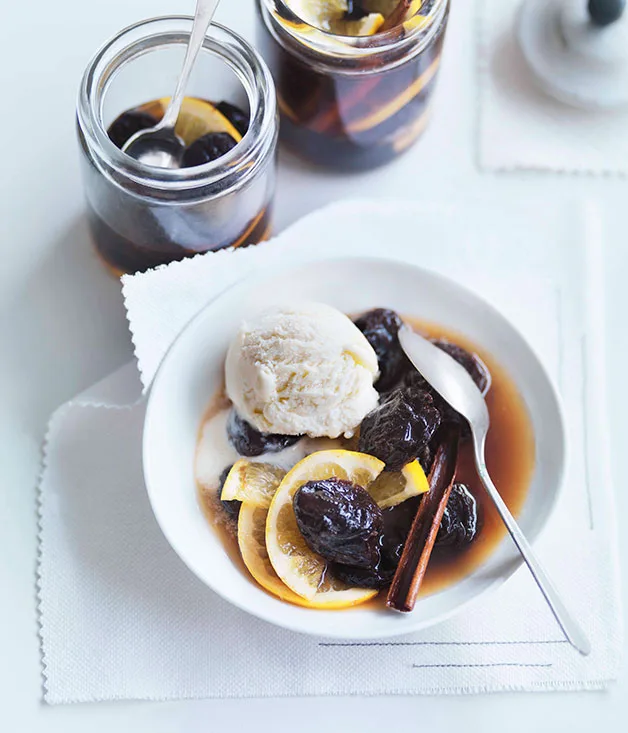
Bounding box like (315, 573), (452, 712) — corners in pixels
(143, 257), (566, 639)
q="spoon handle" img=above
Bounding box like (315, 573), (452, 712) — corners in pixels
(161, 0), (222, 130)
(473, 440), (591, 656)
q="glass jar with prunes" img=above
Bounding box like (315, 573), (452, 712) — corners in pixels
(77, 17), (278, 275)
(256, 0), (449, 171)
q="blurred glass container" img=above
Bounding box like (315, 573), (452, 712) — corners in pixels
(256, 0), (449, 171)
(77, 17), (278, 275)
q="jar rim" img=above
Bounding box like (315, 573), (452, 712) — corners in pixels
(259, 0), (448, 57)
(77, 16), (277, 193)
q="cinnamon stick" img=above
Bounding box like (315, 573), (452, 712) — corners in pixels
(386, 426), (460, 612)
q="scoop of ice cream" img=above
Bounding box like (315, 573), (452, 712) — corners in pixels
(225, 303), (379, 438)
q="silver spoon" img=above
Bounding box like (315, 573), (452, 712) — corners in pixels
(398, 326), (591, 656)
(123, 0), (222, 167)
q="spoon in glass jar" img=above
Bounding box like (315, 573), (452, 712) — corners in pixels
(123, 0), (222, 167)
(398, 326), (591, 656)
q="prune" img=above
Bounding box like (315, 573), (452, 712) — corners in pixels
(181, 132), (238, 167)
(215, 101), (250, 137)
(216, 464), (241, 521)
(227, 410), (301, 457)
(354, 308), (412, 392)
(432, 340), (491, 396)
(108, 109), (158, 149)
(332, 495), (422, 589)
(358, 386), (441, 472)
(293, 478), (384, 568)
(436, 483), (479, 548)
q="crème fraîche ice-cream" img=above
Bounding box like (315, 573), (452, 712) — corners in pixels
(225, 303), (379, 438)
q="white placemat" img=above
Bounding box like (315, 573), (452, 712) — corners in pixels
(37, 200), (622, 703)
(477, 0), (628, 174)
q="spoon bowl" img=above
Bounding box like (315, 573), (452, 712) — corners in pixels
(123, 126), (185, 168)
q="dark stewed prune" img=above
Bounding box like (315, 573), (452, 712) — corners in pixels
(227, 410), (301, 457)
(354, 308), (412, 392)
(216, 464), (241, 521)
(331, 495), (422, 589)
(358, 386), (442, 472)
(108, 109), (159, 149)
(293, 478), (384, 568)
(436, 483), (479, 548)
(432, 340), (491, 395)
(181, 132), (238, 168)
(215, 101), (250, 137)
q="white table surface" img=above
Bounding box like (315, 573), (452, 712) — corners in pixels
(0, 0), (625, 730)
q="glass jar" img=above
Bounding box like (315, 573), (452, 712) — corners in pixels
(256, 0), (449, 171)
(77, 17), (278, 275)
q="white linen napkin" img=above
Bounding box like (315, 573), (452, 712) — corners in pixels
(478, 0), (628, 174)
(37, 200), (622, 703)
